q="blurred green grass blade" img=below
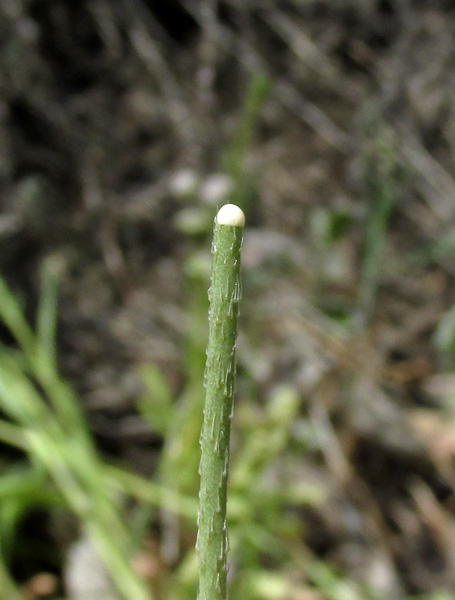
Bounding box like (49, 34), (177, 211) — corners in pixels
(0, 270), (91, 446)
(108, 466), (198, 520)
(232, 385), (299, 490)
(222, 72), (270, 212)
(0, 464), (61, 556)
(0, 463), (55, 502)
(0, 500), (24, 558)
(137, 364), (173, 436)
(36, 255), (62, 371)
(36, 373), (93, 449)
(157, 259), (208, 503)
(223, 72), (270, 180)
(0, 488), (62, 561)
(25, 430), (153, 600)
(34, 262), (93, 446)
(307, 561), (366, 600)
(0, 353), (52, 426)
(0, 420), (27, 450)
(0, 275), (35, 354)
(0, 415), (152, 599)
(0, 268), (154, 600)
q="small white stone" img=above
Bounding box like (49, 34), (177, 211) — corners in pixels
(216, 204), (245, 228)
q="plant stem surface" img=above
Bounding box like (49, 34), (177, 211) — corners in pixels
(198, 204), (244, 600)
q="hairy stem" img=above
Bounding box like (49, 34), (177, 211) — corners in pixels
(197, 204), (245, 600)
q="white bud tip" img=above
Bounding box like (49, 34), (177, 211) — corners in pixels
(216, 204), (245, 228)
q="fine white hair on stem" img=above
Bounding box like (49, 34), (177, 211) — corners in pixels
(216, 204), (245, 228)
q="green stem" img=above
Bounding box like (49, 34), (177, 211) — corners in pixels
(197, 204), (245, 600)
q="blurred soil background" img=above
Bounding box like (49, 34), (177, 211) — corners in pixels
(2, 0), (455, 599)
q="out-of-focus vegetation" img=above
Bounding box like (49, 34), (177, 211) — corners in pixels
(2, 1), (455, 599)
